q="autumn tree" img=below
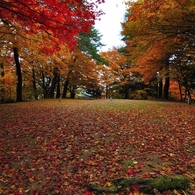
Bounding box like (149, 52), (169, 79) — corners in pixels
(0, 0), (104, 48)
(122, 0), (195, 100)
(0, 50), (16, 102)
(61, 49), (100, 99)
(0, 0), (104, 101)
(100, 48), (137, 99)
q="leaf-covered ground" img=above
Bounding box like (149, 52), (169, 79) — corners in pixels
(0, 100), (195, 194)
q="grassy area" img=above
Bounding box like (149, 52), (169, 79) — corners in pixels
(0, 99), (195, 194)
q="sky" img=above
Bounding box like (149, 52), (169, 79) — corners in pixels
(95, 0), (127, 51)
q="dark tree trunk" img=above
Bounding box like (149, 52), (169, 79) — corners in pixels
(0, 63), (5, 102)
(163, 77), (170, 100)
(13, 47), (23, 102)
(158, 80), (163, 99)
(41, 70), (46, 99)
(186, 88), (192, 105)
(70, 90), (75, 99)
(124, 85), (129, 99)
(0, 63), (4, 77)
(48, 68), (58, 98)
(163, 57), (170, 100)
(32, 67), (38, 100)
(106, 84), (109, 99)
(62, 79), (69, 98)
(56, 76), (60, 98)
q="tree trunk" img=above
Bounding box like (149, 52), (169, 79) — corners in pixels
(48, 68), (58, 98)
(124, 85), (129, 99)
(163, 57), (170, 100)
(41, 70), (46, 99)
(106, 84), (109, 99)
(70, 90), (75, 99)
(186, 88), (192, 105)
(158, 80), (163, 99)
(32, 67), (38, 100)
(0, 63), (4, 77)
(56, 75), (61, 98)
(62, 79), (69, 98)
(14, 47), (23, 102)
(163, 77), (170, 100)
(0, 62), (5, 102)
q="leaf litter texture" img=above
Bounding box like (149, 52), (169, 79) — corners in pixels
(0, 100), (195, 194)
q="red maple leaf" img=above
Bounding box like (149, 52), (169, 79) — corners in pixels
(127, 169), (135, 175)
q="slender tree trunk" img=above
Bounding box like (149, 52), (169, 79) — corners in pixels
(158, 80), (163, 99)
(48, 68), (58, 98)
(41, 70), (46, 99)
(0, 62), (5, 102)
(62, 70), (72, 98)
(106, 84), (109, 99)
(13, 47), (23, 102)
(124, 85), (129, 99)
(163, 77), (170, 100)
(186, 88), (192, 105)
(0, 63), (4, 77)
(70, 90), (75, 99)
(163, 57), (170, 100)
(49, 76), (57, 98)
(56, 76), (60, 98)
(32, 67), (38, 100)
(62, 79), (69, 98)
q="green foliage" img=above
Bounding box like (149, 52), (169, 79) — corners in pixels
(78, 26), (106, 64)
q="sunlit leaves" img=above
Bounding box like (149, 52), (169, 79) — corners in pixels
(100, 48), (128, 85)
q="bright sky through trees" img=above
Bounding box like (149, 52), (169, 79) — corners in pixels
(95, 0), (126, 51)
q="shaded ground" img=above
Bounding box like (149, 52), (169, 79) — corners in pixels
(0, 100), (195, 194)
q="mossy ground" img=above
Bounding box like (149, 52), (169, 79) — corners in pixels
(88, 175), (193, 194)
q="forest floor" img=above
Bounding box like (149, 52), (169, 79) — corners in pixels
(0, 99), (195, 194)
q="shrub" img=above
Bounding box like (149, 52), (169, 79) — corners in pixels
(130, 90), (148, 100)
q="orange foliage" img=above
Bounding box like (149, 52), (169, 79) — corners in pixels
(122, 0), (195, 85)
(100, 48), (128, 85)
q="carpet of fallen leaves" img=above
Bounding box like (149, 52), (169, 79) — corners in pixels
(0, 99), (195, 194)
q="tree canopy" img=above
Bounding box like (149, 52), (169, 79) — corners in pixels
(0, 0), (104, 50)
(121, 0), (195, 100)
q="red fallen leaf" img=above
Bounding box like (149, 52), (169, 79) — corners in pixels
(45, 183), (50, 188)
(85, 191), (92, 195)
(137, 163), (145, 169)
(27, 173), (33, 177)
(97, 162), (103, 167)
(132, 185), (139, 192)
(12, 179), (18, 183)
(127, 169), (135, 175)
(13, 190), (20, 195)
(163, 190), (171, 195)
(76, 176), (81, 182)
